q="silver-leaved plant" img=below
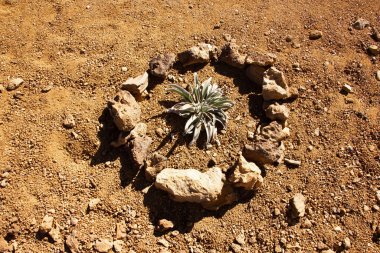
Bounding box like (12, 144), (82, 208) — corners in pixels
(167, 73), (234, 146)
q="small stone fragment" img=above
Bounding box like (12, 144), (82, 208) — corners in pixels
(39, 215), (54, 234)
(113, 240), (124, 253)
(0, 84), (5, 93)
(372, 28), (380, 42)
(220, 42), (246, 69)
(63, 114), (76, 129)
(301, 218), (312, 229)
(157, 219), (174, 232)
(235, 233), (245, 245)
(149, 53), (176, 78)
(41, 85), (53, 93)
(342, 83), (352, 93)
(273, 208), (281, 216)
(121, 72), (149, 98)
(116, 221), (127, 240)
(108, 90), (141, 132)
(0, 237), (10, 252)
(128, 135), (152, 168)
(376, 190), (380, 203)
(376, 70), (380, 81)
(230, 242), (242, 253)
(94, 239), (113, 253)
(48, 227), (62, 243)
(229, 155), (263, 191)
(353, 18), (370, 30)
(6, 78), (24, 91)
(368, 45), (380, 56)
(65, 235), (79, 253)
(157, 238), (170, 248)
(178, 43), (218, 66)
(342, 237), (351, 249)
(284, 158), (301, 167)
(121, 66), (128, 72)
(265, 103), (290, 121)
(309, 30), (323, 40)
(290, 193), (306, 219)
(88, 198), (101, 211)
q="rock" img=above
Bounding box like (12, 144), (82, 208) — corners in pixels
(111, 122), (148, 148)
(229, 155), (263, 191)
(353, 18), (370, 30)
(220, 42), (246, 69)
(368, 45), (380, 56)
(262, 67), (289, 101)
(6, 78), (24, 91)
(235, 233), (245, 245)
(290, 193), (306, 219)
(342, 237), (351, 249)
(0, 84), (5, 93)
(149, 53), (176, 78)
(321, 250), (335, 253)
(342, 83), (352, 93)
(94, 239), (113, 253)
(301, 218), (312, 229)
(0, 237), (10, 252)
(167, 74), (176, 82)
(372, 28), (380, 42)
(48, 227), (61, 243)
(155, 167), (225, 206)
(273, 208), (281, 216)
(88, 198), (101, 211)
(63, 114), (76, 129)
(128, 135), (152, 168)
(317, 242), (329, 251)
(265, 103), (290, 121)
(376, 70), (380, 81)
(284, 158), (301, 167)
(309, 30), (323, 40)
(121, 66), (128, 72)
(113, 240), (124, 253)
(155, 127), (166, 138)
(178, 43), (218, 66)
(376, 190), (380, 203)
(116, 221), (127, 240)
(121, 72), (149, 98)
(157, 219), (174, 232)
(230, 242), (242, 253)
(108, 90), (141, 132)
(245, 65), (266, 85)
(41, 85), (53, 93)
(39, 215), (54, 234)
(145, 166), (164, 182)
(65, 236), (80, 252)
(245, 51), (276, 67)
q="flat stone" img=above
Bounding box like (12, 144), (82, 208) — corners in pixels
(178, 43), (218, 66)
(6, 78), (24, 91)
(229, 155), (263, 191)
(149, 53), (176, 78)
(284, 158), (301, 167)
(108, 90), (141, 132)
(94, 239), (113, 253)
(121, 72), (149, 98)
(157, 219), (174, 232)
(342, 83), (352, 93)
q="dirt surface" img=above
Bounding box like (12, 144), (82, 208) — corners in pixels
(0, 0), (380, 252)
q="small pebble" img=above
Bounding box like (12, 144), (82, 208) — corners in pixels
(273, 208), (281, 216)
(342, 237), (351, 249)
(235, 233), (245, 245)
(63, 114), (76, 129)
(167, 74), (176, 82)
(88, 198), (100, 211)
(334, 226), (342, 232)
(121, 67), (128, 72)
(376, 70), (380, 81)
(41, 85), (53, 93)
(230, 243), (241, 253)
(373, 205), (380, 212)
(309, 30), (323, 40)
(342, 84), (352, 93)
(284, 158), (301, 167)
(247, 131), (254, 140)
(368, 45), (379, 56)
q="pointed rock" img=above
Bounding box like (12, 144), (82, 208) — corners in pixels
(262, 67), (289, 101)
(229, 155), (263, 190)
(128, 135), (152, 168)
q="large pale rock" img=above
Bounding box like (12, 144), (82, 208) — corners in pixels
(178, 43), (218, 66)
(265, 103), (290, 122)
(245, 51), (276, 67)
(229, 155), (263, 190)
(128, 135), (152, 168)
(121, 72), (148, 98)
(149, 53), (176, 78)
(220, 42), (246, 69)
(262, 67), (289, 101)
(155, 167), (225, 204)
(108, 90), (141, 132)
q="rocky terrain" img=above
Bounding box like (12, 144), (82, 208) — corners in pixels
(0, 0), (379, 252)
